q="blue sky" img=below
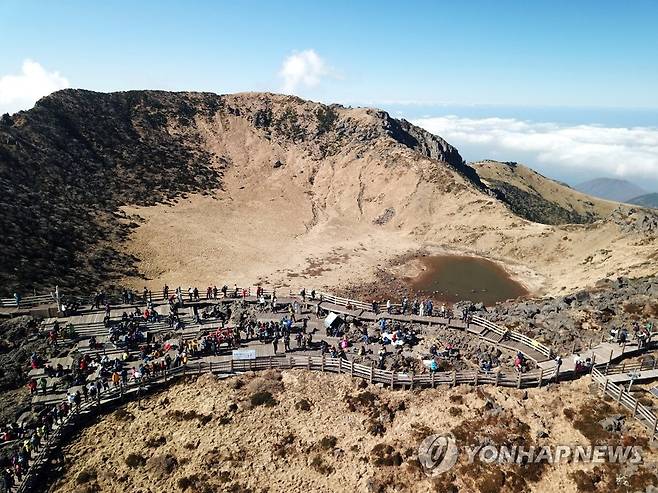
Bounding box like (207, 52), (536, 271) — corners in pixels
(2, 0), (658, 190)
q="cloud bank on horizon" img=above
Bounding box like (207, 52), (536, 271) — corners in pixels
(414, 115), (658, 189)
(0, 59), (70, 114)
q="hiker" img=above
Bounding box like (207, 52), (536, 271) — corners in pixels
(163, 284), (169, 300)
(378, 347), (386, 369)
(39, 377), (47, 394)
(222, 285), (228, 298)
(300, 288), (306, 301)
(13, 292), (21, 308)
(514, 353), (526, 373)
(553, 355), (562, 382)
(386, 300), (392, 314)
(284, 333), (291, 352)
(272, 336), (279, 354)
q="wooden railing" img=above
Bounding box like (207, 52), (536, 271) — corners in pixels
(16, 355), (558, 492)
(599, 358), (658, 376)
(591, 366), (658, 441)
(0, 292), (56, 308)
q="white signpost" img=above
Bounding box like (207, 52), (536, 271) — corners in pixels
(628, 370), (641, 392)
(232, 349), (256, 360)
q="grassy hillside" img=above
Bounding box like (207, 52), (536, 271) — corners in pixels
(472, 160), (619, 225)
(0, 90), (224, 294)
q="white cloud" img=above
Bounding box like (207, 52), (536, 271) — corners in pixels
(279, 49), (330, 94)
(413, 115), (658, 184)
(0, 59), (70, 114)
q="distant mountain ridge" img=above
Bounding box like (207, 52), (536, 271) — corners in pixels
(575, 178), (647, 203)
(628, 193), (658, 209)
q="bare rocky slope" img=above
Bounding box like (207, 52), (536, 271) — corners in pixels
(0, 90), (478, 295)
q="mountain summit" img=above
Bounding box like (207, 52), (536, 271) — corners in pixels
(575, 177), (647, 203)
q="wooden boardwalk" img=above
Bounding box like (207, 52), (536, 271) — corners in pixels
(11, 283), (658, 492)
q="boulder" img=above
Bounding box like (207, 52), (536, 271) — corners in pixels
(598, 414), (625, 433)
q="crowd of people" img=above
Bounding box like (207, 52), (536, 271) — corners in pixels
(6, 281), (658, 491)
(609, 320), (654, 349)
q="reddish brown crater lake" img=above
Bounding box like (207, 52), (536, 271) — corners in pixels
(407, 255), (529, 305)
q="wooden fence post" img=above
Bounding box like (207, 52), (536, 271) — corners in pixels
(338, 358), (342, 374)
(269, 356), (273, 369)
(537, 368), (543, 388)
(370, 363), (374, 384)
(230, 358), (234, 373)
(209, 361), (213, 373)
(622, 342), (626, 354)
(390, 372), (394, 389)
(617, 385), (623, 402)
(431, 371), (435, 388)
(452, 370), (457, 387)
(198, 362), (201, 375)
(321, 354), (325, 372)
(516, 372), (522, 389)
(495, 371), (500, 386)
(474, 371), (478, 386)
(350, 360), (354, 377)
(602, 379), (608, 397)
(652, 417), (658, 442)
(308, 356), (311, 370)
(633, 400), (639, 417)
(571, 341), (577, 355)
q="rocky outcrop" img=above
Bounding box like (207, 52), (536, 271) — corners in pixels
(610, 206), (658, 234)
(393, 117), (484, 187)
(462, 275), (658, 354)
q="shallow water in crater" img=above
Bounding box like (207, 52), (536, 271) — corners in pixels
(407, 255), (528, 305)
